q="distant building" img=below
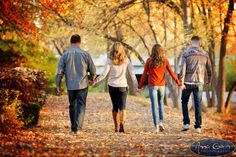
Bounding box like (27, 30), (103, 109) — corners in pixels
(93, 54), (180, 75)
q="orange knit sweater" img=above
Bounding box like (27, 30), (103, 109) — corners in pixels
(138, 58), (182, 89)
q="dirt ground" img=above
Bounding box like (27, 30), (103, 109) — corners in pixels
(0, 92), (235, 156)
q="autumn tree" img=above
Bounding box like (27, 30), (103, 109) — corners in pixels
(217, 0), (235, 113)
(0, 0), (77, 40)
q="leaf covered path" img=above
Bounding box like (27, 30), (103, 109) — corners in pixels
(0, 93), (236, 156)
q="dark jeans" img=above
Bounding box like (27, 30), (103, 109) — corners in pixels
(68, 88), (88, 132)
(108, 85), (128, 112)
(181, 84), (203, 128)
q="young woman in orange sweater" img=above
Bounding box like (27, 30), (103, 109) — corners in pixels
(137, 44), (185, 133)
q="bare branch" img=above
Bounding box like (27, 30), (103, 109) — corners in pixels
(104, 35), (145, 65)
(52, 40), (63, 56)
(154, 0), (182, 15)
(118, 17), (151, 55)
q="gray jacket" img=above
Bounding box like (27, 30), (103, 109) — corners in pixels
(56, 45), (96, 90)
(179, 46), (211, 85)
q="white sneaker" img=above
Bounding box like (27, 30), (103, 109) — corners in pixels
(181, 124), (190, 131)
(195, 128), (201, 133)
(155, 126), (160, 133)
(159, 122), (165, 132)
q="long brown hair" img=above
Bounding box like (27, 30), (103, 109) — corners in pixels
(109, 42), (127, 65)
(150, 44), (166, 68)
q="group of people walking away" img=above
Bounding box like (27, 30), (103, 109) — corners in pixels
(56, 34), (211, 134)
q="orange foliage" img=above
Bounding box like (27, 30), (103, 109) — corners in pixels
(0, 0), (38, 35)
(0, 0), (75, 37)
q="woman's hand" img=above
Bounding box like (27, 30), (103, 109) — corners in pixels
(88, 80), (96, 86)
(179, 85), (186, 90)
(136, 87), (142, 93)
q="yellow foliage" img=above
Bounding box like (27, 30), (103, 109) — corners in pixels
(0, 89), (24, 131)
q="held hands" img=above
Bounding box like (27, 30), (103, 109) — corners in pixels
(179, 84), (186, 90)
(56, 87), (62, 95)
(88, 80), (96, 86)
(205, 81), (210, 86)
(136, 87), (142, 93)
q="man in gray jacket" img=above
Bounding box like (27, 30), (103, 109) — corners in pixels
(56, 34), (96, 134)
(179, 36), (211, 133)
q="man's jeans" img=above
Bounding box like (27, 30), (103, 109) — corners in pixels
(68, 88), (88, 132)
(181, 84), (203, 129)
(148, 86), (165, 127)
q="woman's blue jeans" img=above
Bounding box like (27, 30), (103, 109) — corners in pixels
(148, 86), (165, 127)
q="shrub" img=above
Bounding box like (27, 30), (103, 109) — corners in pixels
(0, 67), (48, 128)
(0, 89), (23, 132)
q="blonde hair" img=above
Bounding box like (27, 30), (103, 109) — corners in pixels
(150, 44), (166, 68)
(109, 42), (127, 65)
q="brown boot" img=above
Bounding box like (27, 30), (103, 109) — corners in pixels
(112, 111), (119, 132)
(119, 110), (125, 133)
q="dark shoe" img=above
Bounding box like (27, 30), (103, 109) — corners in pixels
(119, 123), (124, 133)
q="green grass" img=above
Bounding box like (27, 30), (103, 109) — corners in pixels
(88, 81), (108, 93)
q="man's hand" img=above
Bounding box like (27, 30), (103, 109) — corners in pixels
(136, 87), (142, 93)
(56, 87), (62, 95)
(179, 85), (186, 90)
(88, 80), (95, 86)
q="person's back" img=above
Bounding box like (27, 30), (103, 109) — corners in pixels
(94, 42), (138, 133)
(137, 44), (183, 133)
(61, 46), (95, 90)
(138, 58), (181, 89)
(180, 47), (211, 85)
(179, 36), (211, 133)
(106, 58), (135, 88)
(56, 34), (96, 134)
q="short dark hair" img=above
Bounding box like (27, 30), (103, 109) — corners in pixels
(191, 35), (200, 41)
(70, 34), (81, 44)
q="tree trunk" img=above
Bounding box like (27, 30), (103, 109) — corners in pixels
(217, 0), (234, 113)
(126, 55), (136, 95)
(143, 0), (159, 43)
(166, 73), (180, 108)
(205, 83), (211, 107)
(162, 6), (179, 108)
(105, 39), (112, 92)
(127, 70), (136, 95)
(162, 4), (168, 106)
(208, 38), (217, 107)
(225, 81), (236, 113)
(164, 95), (168, 106)
(180, 0), (191, 35)
(201, 2), (217, 107)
